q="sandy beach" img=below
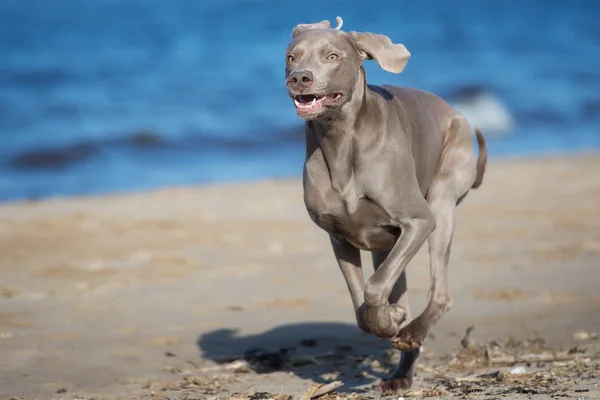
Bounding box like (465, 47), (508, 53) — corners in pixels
(1, 153), (600, 400)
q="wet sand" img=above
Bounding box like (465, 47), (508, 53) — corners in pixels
(1, 153), (600, 400)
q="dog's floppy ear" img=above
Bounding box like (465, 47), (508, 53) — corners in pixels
(348, 31), (410, 74)
(291, 20), (331, 37)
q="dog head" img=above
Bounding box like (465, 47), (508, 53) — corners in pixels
(285, 16), (410, 120)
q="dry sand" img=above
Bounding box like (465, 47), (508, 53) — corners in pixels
(1, 153), (600, 400)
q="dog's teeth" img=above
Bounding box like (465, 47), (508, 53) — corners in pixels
(294, 99), (301, 107)
(311, 98), (316, 105)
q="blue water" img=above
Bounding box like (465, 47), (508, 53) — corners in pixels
(1, 0), (599, 202)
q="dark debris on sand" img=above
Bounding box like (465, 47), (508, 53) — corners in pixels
(122, 330), (600, 400)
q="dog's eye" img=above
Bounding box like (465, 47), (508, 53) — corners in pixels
(327, 54), (339, 61)
(287, 55), (295, 63)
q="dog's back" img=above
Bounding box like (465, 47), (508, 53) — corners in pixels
(381, 85), (463, 138)
(370, 85), (464, 193)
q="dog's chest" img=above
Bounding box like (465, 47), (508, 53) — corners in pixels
(303, 175), (399, 251)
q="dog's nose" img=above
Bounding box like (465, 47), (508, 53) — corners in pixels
(286, 70), (313, 86)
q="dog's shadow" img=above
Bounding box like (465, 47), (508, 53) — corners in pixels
(197, 322), (396, 392)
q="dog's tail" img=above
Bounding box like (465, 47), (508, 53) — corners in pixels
(471, 128), (487, 189)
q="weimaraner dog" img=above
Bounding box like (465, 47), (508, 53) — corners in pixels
(284, 16), (487, 392)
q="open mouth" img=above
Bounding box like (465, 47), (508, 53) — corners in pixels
(292, 93), (343, 116)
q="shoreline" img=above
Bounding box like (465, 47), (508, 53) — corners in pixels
(3, 149), (600, 206)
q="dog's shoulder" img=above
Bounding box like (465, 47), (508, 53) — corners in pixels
(376, 85), (455, 114)
(377, 85), (441, 102)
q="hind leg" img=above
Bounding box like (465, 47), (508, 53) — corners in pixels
(380, 347), (421, 393)
(392, 117), (477, 352)
(392, 191), (457, 351)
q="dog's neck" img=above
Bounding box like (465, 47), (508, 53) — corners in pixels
(308, 67), (370, 134)
(306, 67), (379, 189)
(308, 67), (378, 155)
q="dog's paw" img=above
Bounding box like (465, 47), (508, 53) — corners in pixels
(378, 375), (413, 395)
(392, 317), (428, 351)
(360, 303), (404, 339)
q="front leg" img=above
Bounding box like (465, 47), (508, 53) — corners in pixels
(329, 236), (373, 333)
(363, 203), (435, 339)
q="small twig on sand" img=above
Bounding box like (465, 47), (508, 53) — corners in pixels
(299, 383), (323, 400)
(311, 381), (344, 398)
(299, 381), (344, 400)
